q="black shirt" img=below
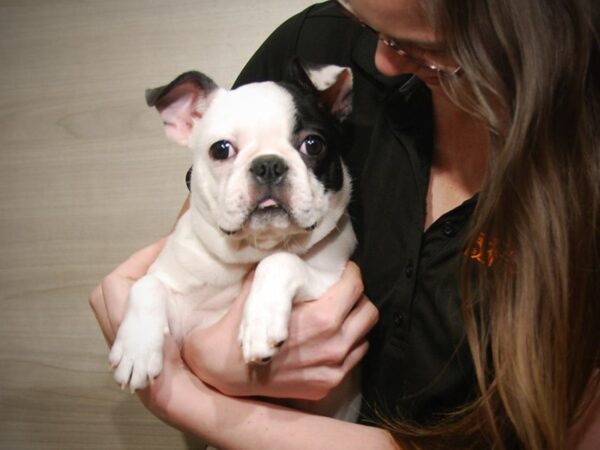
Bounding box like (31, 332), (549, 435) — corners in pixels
(231, 1), (477, 425)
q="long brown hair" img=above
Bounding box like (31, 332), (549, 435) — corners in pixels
(389, 0), (600, 448)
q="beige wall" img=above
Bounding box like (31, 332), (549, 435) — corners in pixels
(0, 1), (314, 448)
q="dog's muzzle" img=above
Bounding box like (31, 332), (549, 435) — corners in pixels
(218, 155), (318, 235)
(250, 155), (288, 185)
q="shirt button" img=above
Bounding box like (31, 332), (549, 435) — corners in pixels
(393, 312), (404, 327)
(442, 221), (455, 237)
(405, 261), (414, 278)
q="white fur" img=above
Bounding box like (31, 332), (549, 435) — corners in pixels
(305, 64), (347, 91)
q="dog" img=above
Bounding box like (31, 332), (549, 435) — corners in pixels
(108, 61), (359, 420)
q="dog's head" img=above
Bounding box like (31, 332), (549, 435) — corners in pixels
(146, 61), (353, 254)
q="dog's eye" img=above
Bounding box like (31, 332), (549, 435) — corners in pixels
(299, 135), (326, 157)
(209, 140), (237, 160)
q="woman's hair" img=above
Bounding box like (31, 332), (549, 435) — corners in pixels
(389, 0), (600, 449)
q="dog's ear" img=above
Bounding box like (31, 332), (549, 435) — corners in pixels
(289, 59), (353, 121)
(145, 71), (220, 146)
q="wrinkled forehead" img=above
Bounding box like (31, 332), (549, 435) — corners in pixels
(200, 82), (298, 141)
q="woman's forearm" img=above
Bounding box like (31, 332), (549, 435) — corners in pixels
(170, 381), (399, 450)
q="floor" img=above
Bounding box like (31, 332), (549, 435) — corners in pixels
(0, 1), (313, 448)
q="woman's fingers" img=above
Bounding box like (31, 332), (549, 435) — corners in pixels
(275, 294), (377, 372)
(318, 261), (365, 324)
(341, 340), (369, 376)
(102, 272), (135, 333)
(340, 295), (379, 351)
(313, 296), (377, 367)
(285, 263), (364, 348)
(89, 283), (116, 345)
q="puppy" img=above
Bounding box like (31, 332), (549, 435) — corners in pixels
(109, 61), (359, 420)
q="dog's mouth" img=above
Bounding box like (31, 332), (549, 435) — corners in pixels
(253, 197), (287, 214)
(219, 196), (317, 236)
(247, 196), (292, 227)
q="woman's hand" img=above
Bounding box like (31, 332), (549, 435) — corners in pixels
(182, 261), (378, 400)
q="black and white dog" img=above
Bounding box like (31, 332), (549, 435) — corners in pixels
(109, 62), (359, 420)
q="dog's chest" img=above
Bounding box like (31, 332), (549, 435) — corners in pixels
(166, 280), (244, 345)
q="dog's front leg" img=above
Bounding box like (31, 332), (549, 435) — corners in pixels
(109, 275), (169, 391)
(239, 253), (338, 364)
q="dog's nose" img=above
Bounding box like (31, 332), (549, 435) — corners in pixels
(250, 155), (288, 185)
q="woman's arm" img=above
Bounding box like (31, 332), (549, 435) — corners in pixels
(89, 241), (397, 450)
(182, 261), (378, 400)
(145, 347), (398, 450)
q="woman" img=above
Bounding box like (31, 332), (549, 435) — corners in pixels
(91, 0), (599, 448)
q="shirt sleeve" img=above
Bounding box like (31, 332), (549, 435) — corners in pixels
(232, 1), (367, 88)
(232, 6), (313, 88)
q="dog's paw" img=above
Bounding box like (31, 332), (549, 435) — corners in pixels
(109, 315), (167, 392)
(238, 306), (289, 364)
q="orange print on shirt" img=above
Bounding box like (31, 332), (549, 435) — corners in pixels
(467, 232), (499, 267)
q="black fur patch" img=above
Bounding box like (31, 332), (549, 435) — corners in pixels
(277, 81), (345, 192)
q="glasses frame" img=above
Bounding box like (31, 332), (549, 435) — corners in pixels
(336, 0), (463, 79)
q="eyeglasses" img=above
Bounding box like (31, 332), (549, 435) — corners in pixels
(336, 0), (462, 79)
